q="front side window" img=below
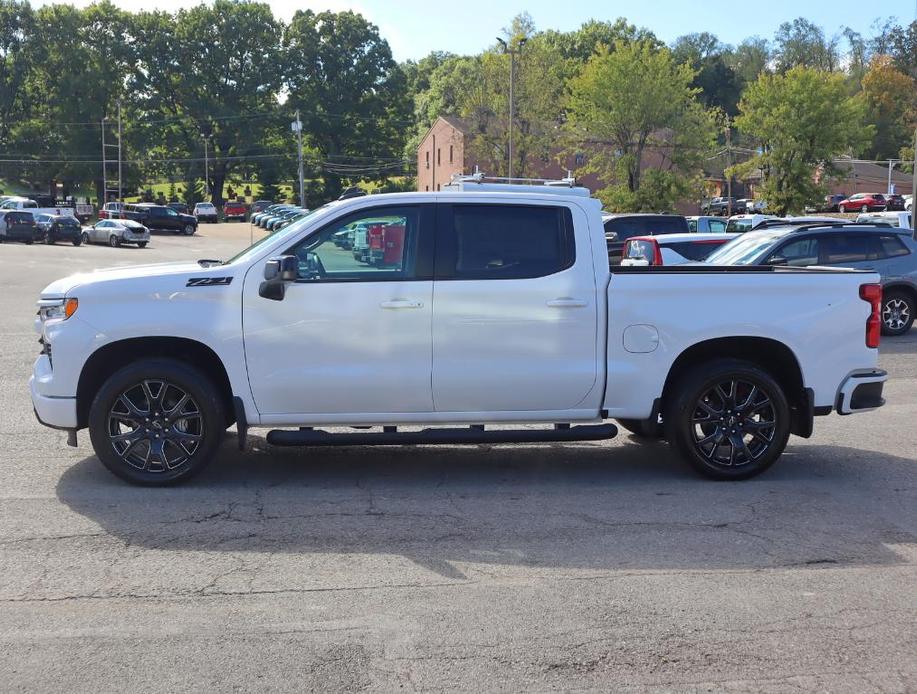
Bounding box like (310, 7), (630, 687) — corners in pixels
(287, 206), (421, 282)
(708, 219), (726, 232)
(447, 205), (574, 280)
(768, 237), (820, 266)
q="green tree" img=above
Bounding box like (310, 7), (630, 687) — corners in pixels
(565, 40), (715, 211)
(283, 10), (409, 199)
(860, 54), (916, 159)
(132, 1), (284, 207)
(727, 37), (770, 85)
(733, 67), (870, 214)
(672, 32), (742, 115)
(773, 18), (839, 72)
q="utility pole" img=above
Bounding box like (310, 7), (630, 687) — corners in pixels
(725, 120), (732, 217)
(292, 110), (304, 205)
(912, 127), (916, 220)
(203, 136), (210, 199)
(116, 100), (122, 202)
(496, 36), (526, 181)
(101, 117), (106, 205)
(887, 159), (894, 195)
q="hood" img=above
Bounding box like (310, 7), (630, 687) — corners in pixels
(39, 261), (207, 298)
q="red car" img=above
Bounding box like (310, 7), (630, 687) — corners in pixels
(223, 200), (248, 221)
(838, 193), (886, 213)
(621, 233), (738, 266)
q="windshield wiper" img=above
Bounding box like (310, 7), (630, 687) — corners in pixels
(197, 258), (223, 267)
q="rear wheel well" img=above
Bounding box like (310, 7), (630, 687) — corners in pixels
(661, 337), (809, 436)
(883, 283), (916, 304)
(76, 337), (235, 429)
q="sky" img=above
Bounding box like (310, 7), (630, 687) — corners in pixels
(33, 0), (915, 62)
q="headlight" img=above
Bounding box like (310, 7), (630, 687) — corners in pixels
(38, 297), (78, 321)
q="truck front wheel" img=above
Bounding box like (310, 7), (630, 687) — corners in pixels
(664, 358), (790, 480)
(88, 359), (225, 486)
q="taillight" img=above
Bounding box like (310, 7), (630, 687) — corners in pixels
(859, 283), (882, 348)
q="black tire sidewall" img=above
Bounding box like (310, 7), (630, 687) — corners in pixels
(88, 358), (225, 486)
(881, 291), (914, 336)
(664, 359), (791, 480)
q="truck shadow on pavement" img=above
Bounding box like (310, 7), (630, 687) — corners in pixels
(56, 436), (917, 579)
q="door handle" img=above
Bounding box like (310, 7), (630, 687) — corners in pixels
(546, 298), (587, 308)
(380, 299), (424, 309)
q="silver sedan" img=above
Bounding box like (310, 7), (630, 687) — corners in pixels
(81, 219), (151, 248)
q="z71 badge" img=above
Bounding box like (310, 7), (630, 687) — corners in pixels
(186, 277), (233, 287)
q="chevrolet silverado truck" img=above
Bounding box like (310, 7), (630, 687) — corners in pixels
(30, 188), (888, 486)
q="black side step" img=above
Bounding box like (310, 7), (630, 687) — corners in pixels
(266, 423), (617, 447)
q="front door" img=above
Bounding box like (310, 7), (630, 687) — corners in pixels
(431, 202), (600, 414)
(243, 204), (435, 418)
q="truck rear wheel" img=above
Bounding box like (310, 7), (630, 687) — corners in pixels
(664, 358), (790, 480)
(88, 358), (225, 486)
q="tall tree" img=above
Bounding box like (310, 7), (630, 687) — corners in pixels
(672, 32), (742, 115)
(733, 67), (870, 214)
(860, 54), (917, 159)
(565, 40), (715, 211)
(133, 1), (284, 207)
(727, 37), (770, 85)
(773, 18), (839, 72)
(284, 9), (409, 199)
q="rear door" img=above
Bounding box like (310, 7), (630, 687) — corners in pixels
(431, 202), (600, 414)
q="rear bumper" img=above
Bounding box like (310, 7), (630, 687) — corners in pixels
(836, 369), (887, 415)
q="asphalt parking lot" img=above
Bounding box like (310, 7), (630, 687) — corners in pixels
(1, 222), (915, 691)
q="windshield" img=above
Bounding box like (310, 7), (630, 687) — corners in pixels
(704, 230), (790, 265)
(725, 218), (755, 232)
(224, 203), (334, 265)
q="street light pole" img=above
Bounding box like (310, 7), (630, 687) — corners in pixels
(496, 37), (526, 181)
(117, 100), (122, 202)
(292, 110), (304, 205)
(203, 136), (210, 200)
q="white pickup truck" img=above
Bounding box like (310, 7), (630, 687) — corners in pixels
(30, 189), (888, 486)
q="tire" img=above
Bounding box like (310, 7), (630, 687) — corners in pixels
(184, 224), (195, 235)
(839, 205), (846, 213)
(46, 234), (55, 245)
(109, 234), (120, 247)
(861, 205), (868, 213)
(25, 239), (33, 245)
(81, 231), (90, 245)
(617, 417), (663, 439)
(72, 238), (81, 246)
(88, 358), (225, 486)
(881, 289), (914, 336)
(137, 241), (148, 248)
(663, 358), (791, 480)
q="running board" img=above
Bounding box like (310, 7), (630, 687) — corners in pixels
(266, 423), (617, 447)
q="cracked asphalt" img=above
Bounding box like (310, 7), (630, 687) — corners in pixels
(1, 223), (915, 691)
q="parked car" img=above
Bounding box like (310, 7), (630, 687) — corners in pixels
(0, 196), (81, 222)
(701, 196), (738, 216)
(252, 203), (286, 226)
(884, 194), (906, 211)
(745, 200), (768, 213)
(621, 233), (739, 266)
(193, 202), (218, 223)
(856, 211), (913, 230)
(167, 202), (190, 215)
(724, 214), (779, 232)
(98, 202), (126, 220)
(80, 219), (150, 248)
(752, 216), (847, 231)
(258, 205), (294, 229)
(0, 211), (44, 244)
(123, 204), (197, 235)
(838, 193), (886, 213)
(602, 213), (690, 264)
(268, 208), (306, 231)
(686, 216), (727, 233)
(806, 193), (847, 213)
(30, 188), (887, 486)
(706, 223), (916, 335)
(251, 200), (273, 215)
(35, 214), (82, 245)
(273, 210), (310, 232)
(223, 200), (248, 221)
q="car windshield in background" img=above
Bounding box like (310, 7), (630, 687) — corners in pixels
(704, 230), (790, 265)
(725, 219), (755, 232)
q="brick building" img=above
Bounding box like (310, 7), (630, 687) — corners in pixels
(416, 116), (468, 192)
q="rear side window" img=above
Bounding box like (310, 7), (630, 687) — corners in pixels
(878, 234), (910, 258)
(820, 234), (882, 264)
(446, 205), (574, 280)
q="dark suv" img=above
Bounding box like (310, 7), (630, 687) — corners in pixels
(124, 204), (197, 235)
(705, 223), (917, 336)
(0, 211), (45, 244)
(602, 213), (690, 264)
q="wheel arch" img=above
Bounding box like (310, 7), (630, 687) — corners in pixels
(882, 282), (917, 304)
(660, 336), (811, 437)
(76, 336), (235, 429)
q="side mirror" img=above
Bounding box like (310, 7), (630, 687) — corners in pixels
(259, 255), (298, 300)
(765, 256), (787, 266)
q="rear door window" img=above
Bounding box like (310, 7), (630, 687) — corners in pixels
(442, 205), (574, 280)
(820, 234), (882, 264)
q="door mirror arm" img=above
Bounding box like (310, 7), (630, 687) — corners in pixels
(259, 255), (298, 300)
